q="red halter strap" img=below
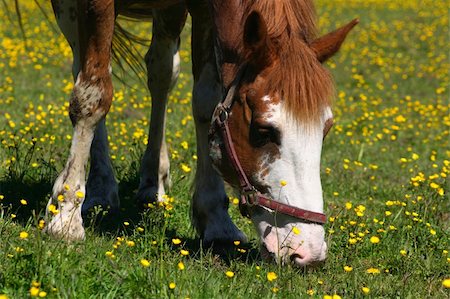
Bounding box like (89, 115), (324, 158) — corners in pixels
(210, 69), (327, 225)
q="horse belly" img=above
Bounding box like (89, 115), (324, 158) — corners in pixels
(117, 0), (184, 18)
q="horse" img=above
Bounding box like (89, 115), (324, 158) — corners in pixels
(44, 0), (357, 267)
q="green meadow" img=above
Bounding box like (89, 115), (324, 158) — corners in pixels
(0, 0), (448, 298)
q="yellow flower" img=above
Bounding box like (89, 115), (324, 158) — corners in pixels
(180, 249), (189, 256)
(75, 191), (85, 198)
(30, 287), (39, 297)
(181, 164), (191, 173)
(344, 265), (353, 272)
(20, 199), (27, 205)
(126, 241), (135, 247)
(169, 282), (176, 290)
(400, 249), (407, 256)
(48, 204), (59, 215)
(443, 278), (450, 288)
(19, 231), (29, 239)
(140, 259), (151, 267)
(38, 291), (47, 297)
(280, 180), (287, 186)
(366, 268), (380, 274)
(0, 294), (9, 299)
(233, 240), (241, 246)
(333, 295), (342, 299)
(38, 220), (45, 229)
(57, 194), (64, 202)
(345, 202), (352, 210)
(172, 238), (182, 245)
(306, 289), (315, 296)
(178, 261), (185, 270)
(370, 236), (380, 244)
(267, 272), (277, 282)
(362, 286), (370, 294)
(225, 271), (235, 278)
(292, 226), (300, 235)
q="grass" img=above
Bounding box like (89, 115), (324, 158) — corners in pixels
(0, 0), (449, 298)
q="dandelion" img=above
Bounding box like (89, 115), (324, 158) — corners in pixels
(267, 272), (277, 282)
(48, 204), (59, 215)
(20, 199), (27, 205)
(280, 180), (287, 186)
(140, 259), (151, 267)
(225, 271), (235, 278)
(400, 249), (407, 256)
(181, 164), (191, 173)
(272, 287), (279, 293)
(292, 226), (300, 235)
(345, 202), (352, 210)
(366, 268), (380, 274)
(370, 236), (380, 244)
(172, 238), (182, 245)
(38, 291), (47, 297)
(169, 282), (176, 290)
(362, 286), (370, 294)
(57, 194), (64, 202)
(180, 249), (189, 256)
(38, 220), (45, 229)
(177, 261), (185, 270)
(75, 191), (84, 198)
(0, 294), (9, 299)
(126, 241), (135, 247)
(30, 287), (39, 297)
(443, 278), (450, 288)
(306, 289), (315, 296)
(19, 231), (29, 239)
(344, 265), (353, 272)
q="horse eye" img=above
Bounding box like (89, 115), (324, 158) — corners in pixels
(251, 121), (281, 146)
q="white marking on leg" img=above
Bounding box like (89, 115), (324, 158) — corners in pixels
(46, 78), (105, 240)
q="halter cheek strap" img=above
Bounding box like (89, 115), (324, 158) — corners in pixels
(209, 69), (327, 225)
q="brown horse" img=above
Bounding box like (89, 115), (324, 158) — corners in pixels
(45, 0), (356, 266)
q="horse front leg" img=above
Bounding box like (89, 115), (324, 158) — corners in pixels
(188, 1), (246, 248)
(45, 0), (115, 240)
(136, 4), (187, 206)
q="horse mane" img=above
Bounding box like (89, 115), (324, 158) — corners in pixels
(244, 0), (334, 124)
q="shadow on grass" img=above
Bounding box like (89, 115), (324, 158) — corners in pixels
(0, 175), (262, 265)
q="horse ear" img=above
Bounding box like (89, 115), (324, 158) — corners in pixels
(243, 11), (274, 69)
(311, 18), (359, 63)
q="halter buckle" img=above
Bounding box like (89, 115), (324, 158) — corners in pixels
(241, 187), (258, 206)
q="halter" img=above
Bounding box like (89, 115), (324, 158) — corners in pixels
(209, 67), (327, 225)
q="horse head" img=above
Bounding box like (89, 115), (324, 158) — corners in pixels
(210, 7), (357, 266)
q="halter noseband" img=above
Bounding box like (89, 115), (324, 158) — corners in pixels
(209, 68), (327, 225)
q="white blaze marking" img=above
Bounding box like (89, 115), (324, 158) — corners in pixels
(249, 95), (332, 264)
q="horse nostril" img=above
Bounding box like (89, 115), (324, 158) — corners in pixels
(290, 253), (305, 264)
